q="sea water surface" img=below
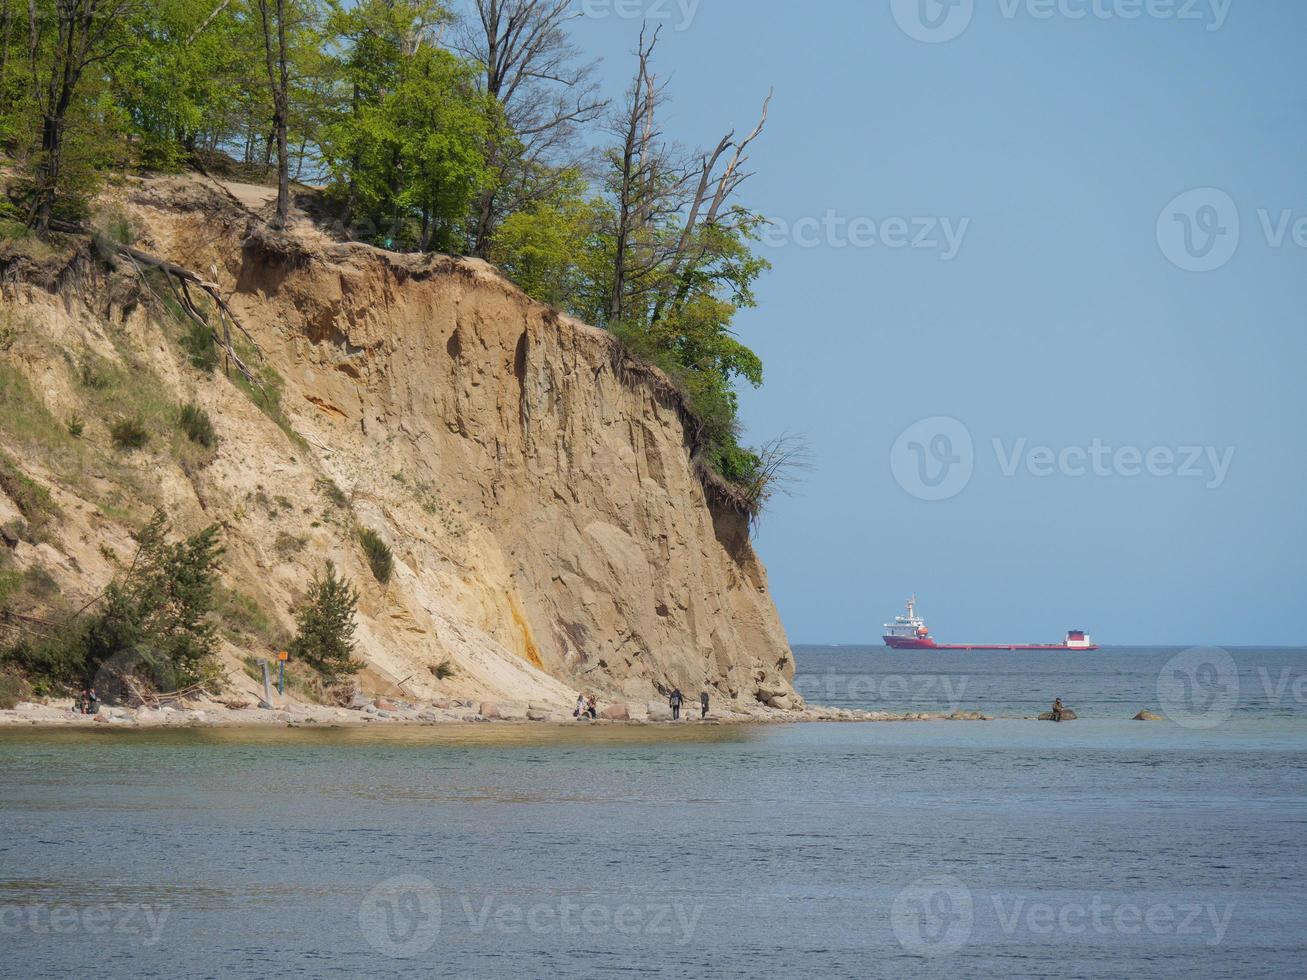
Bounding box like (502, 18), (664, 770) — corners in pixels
(1, 646), (1305, 978)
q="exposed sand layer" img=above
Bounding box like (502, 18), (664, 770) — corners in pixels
(0, 173), (797, 712)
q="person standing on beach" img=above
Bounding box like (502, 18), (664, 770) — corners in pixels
(670, 687), (684, 720)
(700, 690), (710, 719)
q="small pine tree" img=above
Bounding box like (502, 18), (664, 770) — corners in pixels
(290, 561), (362, 681)
(6, 512), (225, 692)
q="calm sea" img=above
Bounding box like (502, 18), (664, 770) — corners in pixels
(1, 645), (1304, 978)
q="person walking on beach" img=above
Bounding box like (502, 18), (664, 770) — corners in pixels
(669, 687), (684, 720)
(699, 690), (710, 719)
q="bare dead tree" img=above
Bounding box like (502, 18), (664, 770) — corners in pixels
(24, 0), (135, 236)
(256, 0), (290, 229)
(742, 433), (812, 513)
(115, 244), (266, 395)
(456, 0), (607, 256)
(651, 90), (772, 326)
(604, 25), (696, 324)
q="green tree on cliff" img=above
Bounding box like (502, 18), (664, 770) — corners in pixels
(289, 560), (361, 681)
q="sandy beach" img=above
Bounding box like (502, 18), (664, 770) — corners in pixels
(0, 695), (990, 730)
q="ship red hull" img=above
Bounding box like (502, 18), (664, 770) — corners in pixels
(883, 637), (1098, 652)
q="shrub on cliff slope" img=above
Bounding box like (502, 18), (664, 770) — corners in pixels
(359, 528), (393, 584)
(290, 562), (362, 682)
(0, 451), (61, 538)
(177, 403), (215, 447)
(0, 671), (27, 710)
(3, 513), (224, 694)
(110, 416), (150, 451)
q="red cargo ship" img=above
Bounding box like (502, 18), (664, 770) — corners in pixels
(882, 596), (1097, 651)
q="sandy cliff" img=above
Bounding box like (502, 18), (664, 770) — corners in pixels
(0, 174), (797, 711)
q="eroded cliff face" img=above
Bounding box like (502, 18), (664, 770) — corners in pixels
(0, 175), (797, 709)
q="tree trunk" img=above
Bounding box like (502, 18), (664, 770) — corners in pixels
(609, 28), (659, 324)
(27, 0), (91, 236)
(257, 0), (290, 229)
(471, 186), (496, 258)
(28, 115), (62, 234)
(273, 0), (289, 226)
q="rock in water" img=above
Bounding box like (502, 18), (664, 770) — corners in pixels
(1038, 709), (1078, 721)
(1133, 710), (1163, 721)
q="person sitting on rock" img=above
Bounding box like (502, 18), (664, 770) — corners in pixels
(669, 687), (684, 720)
(573, 694), (587, 719)
(585, 695), (598, 719)
(1052, 697), (1065, 722)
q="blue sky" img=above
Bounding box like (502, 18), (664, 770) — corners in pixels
(547, 0), (1306, 646)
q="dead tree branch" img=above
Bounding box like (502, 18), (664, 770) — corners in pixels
(117, 245), (266, 397)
